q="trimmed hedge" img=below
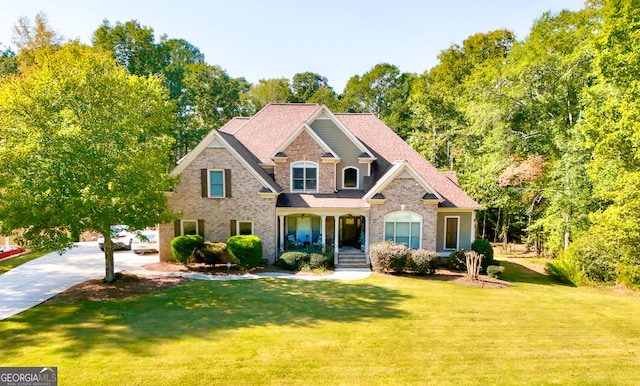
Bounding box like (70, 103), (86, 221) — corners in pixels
(196, 241), (228, 265)
(370, 241), (408, 273)
(278, 251), (309, 271)
(227, 235), (263, 270)
(407, 249), (439, 275)
(446, 249), (467, 271)
(278, 251), (332, 271)
(171, 235), (204, 265)
(471, 238), (495, 271)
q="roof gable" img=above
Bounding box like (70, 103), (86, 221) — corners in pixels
(363, 161), (443, 202)
(171, 129), (281, 194)
(271, 123), (338, 159)
(306, 105), (375, 159)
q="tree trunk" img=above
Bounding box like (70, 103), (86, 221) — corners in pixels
(482, 210), (487, 239)
(494, 207), (501, 243)
(564, 212), (571, 250)
(104, 236), (116, 283)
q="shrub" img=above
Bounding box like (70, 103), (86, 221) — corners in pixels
(407, 249), (439, 275)
(226, 235), (263, 270)
(465, 251), (483, 280)
(309, 253), (330, 269)
(486, 265), (505, 279)
(196, 242), (228, 265)
(559, 235), (618, 284)
(546, 257), (585, 285)
(170, 235), (203, 265)
(446, 249), (467, 271)
(471, 238), (494, 271)
(617, 263), (640, 289)
(278, 251), (309, 271)
(369, 241), (411, 273)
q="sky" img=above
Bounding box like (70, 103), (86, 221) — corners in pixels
(0, 0), (586, 92)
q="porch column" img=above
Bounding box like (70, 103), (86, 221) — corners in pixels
(278, 215), (285, 252)
(321, 215), (326, 253)
(364, 214), (370, 264)
(334, 215), (339, 266)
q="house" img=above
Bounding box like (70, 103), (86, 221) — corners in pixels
(158, 104), (481, 267)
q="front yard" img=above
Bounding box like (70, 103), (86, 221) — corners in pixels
(1, 261), (639, 385)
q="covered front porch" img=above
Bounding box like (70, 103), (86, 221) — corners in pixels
(276, 210), (370, 268)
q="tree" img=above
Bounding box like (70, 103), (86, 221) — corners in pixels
(291, 71), (330, 102)
(343, 63), (415, 137)
(248, 78), (295, 111)
(179, 63), (249, 155)
(92, 19), (164, 76)
(0, 44), (17, 77)
(11, 12), (62, 71)
(0, 43), (177, 282)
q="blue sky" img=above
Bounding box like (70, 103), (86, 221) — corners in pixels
(0, 0), (586, 92)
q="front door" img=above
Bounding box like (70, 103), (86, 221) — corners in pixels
(340, 216), (361, 247)
(296, 217), (312, 245)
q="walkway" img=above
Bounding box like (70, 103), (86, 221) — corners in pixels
(0, 243), (370, 321)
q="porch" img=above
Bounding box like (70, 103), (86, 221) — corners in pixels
(276, 212), (370, 268)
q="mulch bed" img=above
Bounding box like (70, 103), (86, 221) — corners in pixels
(47, 271), (191, 303)
(373, 269), (510, 289)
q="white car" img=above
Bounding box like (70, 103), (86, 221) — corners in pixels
(97, 225), (136, 251)
(131, 230), (159, 254)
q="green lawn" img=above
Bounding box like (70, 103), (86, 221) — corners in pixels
(1, 262), (639, 385)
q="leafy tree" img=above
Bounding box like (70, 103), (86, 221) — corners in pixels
(0, 44), (17, 77)
(11, 12), (62, 71)
(248, 78), (295, 111)
(291, 71), (330, 102)
(343, 63), (415, 137)
(0, 43), (177, 282)
(307, 86), (342, 111)
(92, 19), (164, 76)
(179, 63), (249, 156)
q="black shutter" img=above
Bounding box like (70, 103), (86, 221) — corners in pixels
(201, 169), (208, 198)
(225, 169), (232, 198)
(174, 220), (181, 236)
(198, 219), (205, 239)
(230, 220), (237, 236)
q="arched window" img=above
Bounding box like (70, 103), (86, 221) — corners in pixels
(342, 167), (359, 189)
(291, 161), (318, 192)
(384, 211), (422, 249)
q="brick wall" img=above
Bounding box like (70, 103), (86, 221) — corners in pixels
(368, 178), (438, 251)
(274, 130), (335, 194)
(159, 146), (278, 263)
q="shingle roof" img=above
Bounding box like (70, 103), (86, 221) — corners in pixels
(335, 113), (480, 209)
(220, 103), (321, 164)
(277, 191), (369, 209)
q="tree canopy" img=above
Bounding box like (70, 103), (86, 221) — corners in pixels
(0, 43), (177, 282)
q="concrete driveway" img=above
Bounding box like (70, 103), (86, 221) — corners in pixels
(0, 242), (159, 321)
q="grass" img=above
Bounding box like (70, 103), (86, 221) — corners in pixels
(1, 262), (639, 385)
(0, 249), (51, 275)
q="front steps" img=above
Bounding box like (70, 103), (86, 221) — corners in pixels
(336, 252), (370, 269)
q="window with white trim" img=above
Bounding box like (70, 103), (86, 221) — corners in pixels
(238, 221), (253, 235)
(343, 167), (358, 189)
(444, 216), (460, 250)
(384, 211), (422, 249)
(181, 220), (198, 236)
(291, 161), (318, 192)
(208, 170), (225, 197)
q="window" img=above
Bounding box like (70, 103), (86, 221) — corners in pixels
(444, 217), (459, 250)
(209, 170), (224, 197)
(291, 161), (318, 192)
(384, 211), (422, 249)
(181, 220), (198, 236)
(238, 221), (253, 235)
(343, 167), (358, 189)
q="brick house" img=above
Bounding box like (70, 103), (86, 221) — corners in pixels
(158, 104), (481, 267)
